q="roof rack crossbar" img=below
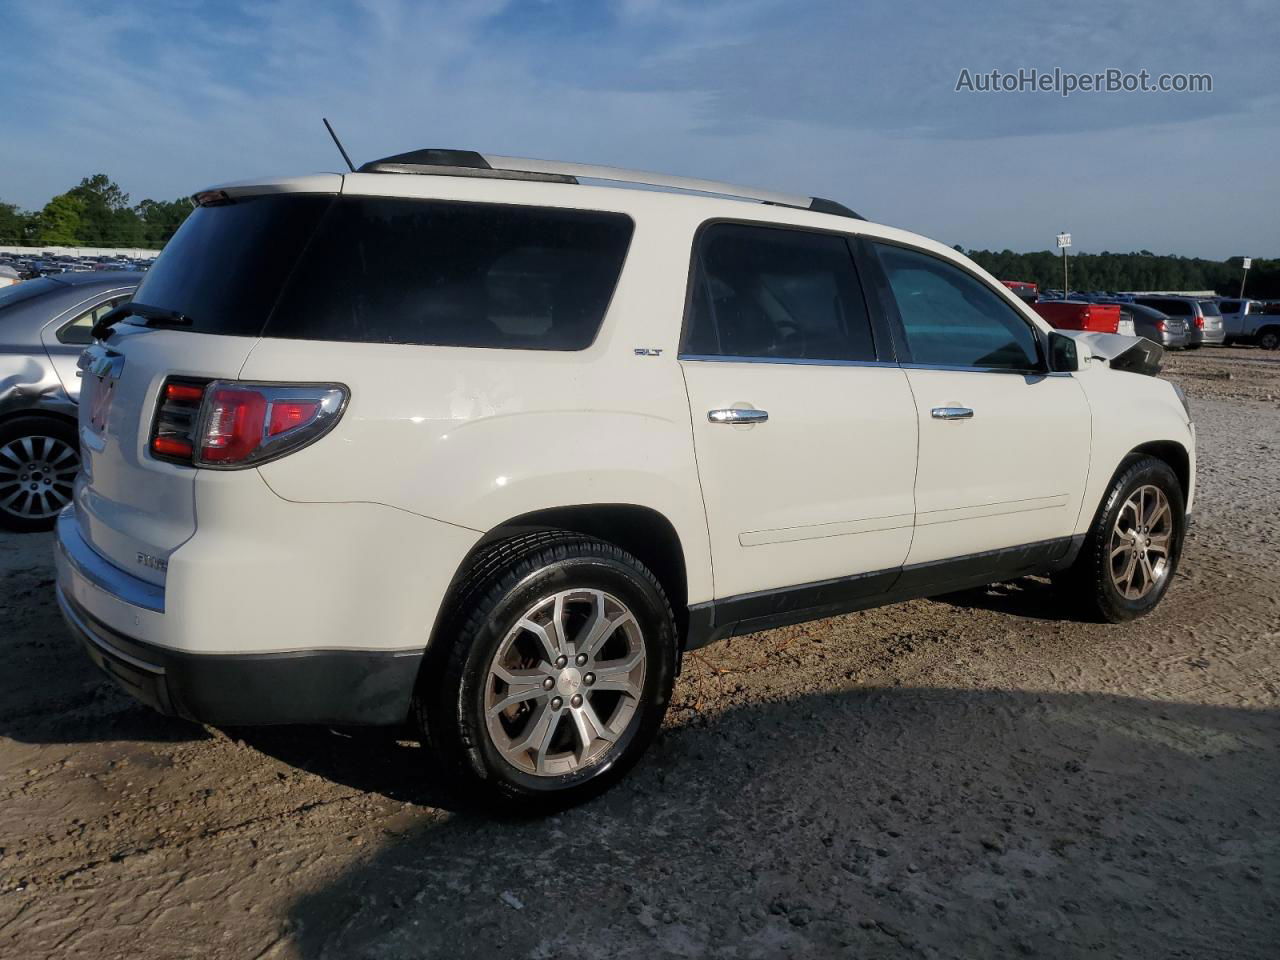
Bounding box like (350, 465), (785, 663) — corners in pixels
(357, 149), (864, 220)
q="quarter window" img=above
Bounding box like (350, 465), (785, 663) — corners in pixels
(58, 296), (131, 345)
(683, 223), (876, 362)
(266, 198), (634, 350)
(873, 244), (1040, 371)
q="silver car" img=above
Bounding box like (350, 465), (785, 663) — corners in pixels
(0, 273), (140, 530)
(1118, 302), (1190, 350)
(1132, 296), (1226, 348)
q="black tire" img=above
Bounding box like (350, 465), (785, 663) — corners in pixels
(415, 531), (677, 813)
(1258, 327), (1280, 351)
(1053, 455), (1186, 623)
(0, 415), (80, 533)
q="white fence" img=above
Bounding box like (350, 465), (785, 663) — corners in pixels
(0, 244), (159, 259)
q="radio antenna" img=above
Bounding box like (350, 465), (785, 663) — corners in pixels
(323, 118), (356, 172)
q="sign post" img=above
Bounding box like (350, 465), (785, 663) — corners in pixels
(1056, 232), (1072, 296)
(1240, 257), (1252, 298)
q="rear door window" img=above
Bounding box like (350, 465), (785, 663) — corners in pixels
(682, 223), (876, 362)
(265, 198), (634, 350)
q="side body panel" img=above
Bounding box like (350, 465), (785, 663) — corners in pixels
(1070, 363), (1196, 524)
(902, 369), (1092, 565)
(248, 190), (714, 606)
(680, 360), (917, 599)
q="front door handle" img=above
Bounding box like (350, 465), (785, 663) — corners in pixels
(708, 408), (769, 424)
(931, 406), (974, 420)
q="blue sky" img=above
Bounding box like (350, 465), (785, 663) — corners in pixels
(0, 0), (1276, 258)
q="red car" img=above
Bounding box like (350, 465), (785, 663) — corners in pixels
(1002, 280), (1038, 303)
(1031, 300), (1121, 334)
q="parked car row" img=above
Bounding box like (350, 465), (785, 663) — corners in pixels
(0, 252), (153, 281)
(1007, 283), (1279, 350)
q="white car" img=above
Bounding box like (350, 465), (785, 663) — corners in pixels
(54, 150), (1195, 810)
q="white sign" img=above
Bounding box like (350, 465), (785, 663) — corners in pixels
(1242, 257), (1252, 270)
(1056, 232), (1072, 249)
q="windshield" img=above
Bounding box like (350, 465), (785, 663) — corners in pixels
(131, 194), (334, 336)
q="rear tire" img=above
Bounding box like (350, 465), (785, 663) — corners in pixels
(0, 416), (80, 533)
(414, 531), (678, 813)
(1053, 455), (1185, 623)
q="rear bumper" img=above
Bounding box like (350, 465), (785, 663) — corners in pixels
(54, 507), (425, 726)
(1200, 325), (1226, 345)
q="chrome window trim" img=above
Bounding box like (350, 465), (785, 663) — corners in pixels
(898, 362), (1073, 377)
(677, 354), (1072, 376)
(678, 353), (894, 368)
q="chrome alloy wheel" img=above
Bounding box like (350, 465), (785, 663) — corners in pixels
(0, 435), (79, 521)
(485, 588), (646, 777)
(1109, 484), (1173, 600)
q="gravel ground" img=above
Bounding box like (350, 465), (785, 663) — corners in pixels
(1, 346), (1277, 959)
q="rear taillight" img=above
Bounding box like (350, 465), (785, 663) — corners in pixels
(1194, 314), (1205, 329)
(150, 379), (208, 462)
(150, 379), (347, 469)
(1155, 320), (1166, 332)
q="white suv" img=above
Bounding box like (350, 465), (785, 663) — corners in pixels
(55, 150), (1195, 810)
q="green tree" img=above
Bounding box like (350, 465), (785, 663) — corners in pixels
(0, 201), (33, 243)
(135, 197), (192, 245)
(68, 174), (138, 244)
(36, 193), (86, 245)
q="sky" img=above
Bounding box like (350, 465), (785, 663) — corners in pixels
(0, 0), (1276, 259)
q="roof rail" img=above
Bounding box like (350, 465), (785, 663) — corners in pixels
(356, 150), (863, 220)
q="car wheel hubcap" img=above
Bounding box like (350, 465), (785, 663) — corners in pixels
(485, 588), (646, 777)
(1109, 484), (1173, 600)
(0, 435), (79, 520)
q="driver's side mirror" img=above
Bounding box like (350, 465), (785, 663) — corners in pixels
(1048, 332), (1079, 372)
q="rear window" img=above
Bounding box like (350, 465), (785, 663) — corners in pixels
(0, 276), (63, 311)
(132, 194), (333, 336)
(1197, 300), (1221, 316)
(1139, 298), (1191, 316)
(265, 197), (634, 350)
(1218, 300), (1240, 313)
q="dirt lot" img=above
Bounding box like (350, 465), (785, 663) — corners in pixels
(2, 346), (1277, 959)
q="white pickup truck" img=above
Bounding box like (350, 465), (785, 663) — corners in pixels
(1217, 299), (1280, 349)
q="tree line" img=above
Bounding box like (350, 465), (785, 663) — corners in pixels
(960, 246), (1277, 299)
(0, 175), (192, 248)
(2, 174), (1275, 298)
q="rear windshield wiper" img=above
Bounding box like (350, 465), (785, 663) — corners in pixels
(92, 302), (194, 340)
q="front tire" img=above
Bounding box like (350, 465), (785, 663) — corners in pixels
(1054, 455), (1185, 623)
(415, 531), (677, 813)
(1258, 327), (1280, 351)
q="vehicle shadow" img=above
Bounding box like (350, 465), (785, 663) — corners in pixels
(932, 575), (1096, 623)
(281, 687), (1280, 960)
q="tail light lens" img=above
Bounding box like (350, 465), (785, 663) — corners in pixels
(1155, 320), (1166, 332)
(150, 379), (347, 468)
(1194, 314), (1205, 329)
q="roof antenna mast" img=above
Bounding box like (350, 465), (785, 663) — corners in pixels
(323, 118), (356, 172)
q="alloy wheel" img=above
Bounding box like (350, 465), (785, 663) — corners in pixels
(1109, 484), (1173, 600)
(0, 435), (79, 521)
(484, 588), (646, 777)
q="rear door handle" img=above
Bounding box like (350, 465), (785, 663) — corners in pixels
(931, 406), (973, 420)
(708, 408), (769, 424)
